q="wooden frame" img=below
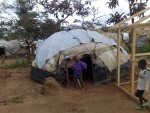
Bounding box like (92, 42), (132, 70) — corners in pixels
(109, 7), (150, 29)
(109, 7), (150, 108)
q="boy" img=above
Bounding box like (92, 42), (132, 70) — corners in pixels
(72, 56), (87, 90)
(135, 59), (150, 110)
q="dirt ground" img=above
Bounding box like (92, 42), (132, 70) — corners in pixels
(0, 59), (150, 113)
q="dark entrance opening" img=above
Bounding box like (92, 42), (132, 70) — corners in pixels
(67, 54), (93, 83)
(67, 54), (108, 84)
(80, 54), (93, 82)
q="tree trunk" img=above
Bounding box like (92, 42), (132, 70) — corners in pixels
(26, 45), (31, 63)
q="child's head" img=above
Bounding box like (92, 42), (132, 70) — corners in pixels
(138, 59), (146, 69)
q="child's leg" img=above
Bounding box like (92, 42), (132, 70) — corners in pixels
(141, 91), (149, 106)
(142, 94), (148, 102)
(73, 78), (77, 88)
(135, 90), (144, 106)
(139, 95), (144, 106)
(135, 90), (147, 110)
(78, 78), (84, 89)
(139, 91), (149, 106)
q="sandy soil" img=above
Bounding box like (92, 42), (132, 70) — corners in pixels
(0, 59), (150, 113)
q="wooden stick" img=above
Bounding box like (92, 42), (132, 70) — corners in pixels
(111, 23), (150, 31)
(66, 61), (70, 87)
(120, 81), (137, 86)
(131, 14), (150, 25)
(128, 52), (150, 57)
(130, 28), (136, 95)
(115, 84), (150, 110)
(117, 28), (121, 86)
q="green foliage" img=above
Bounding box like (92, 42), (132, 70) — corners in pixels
(14, 0), (61, 41)
(106, 12), (127, 25)
(122, 43), (150, 54)
(35, 0), (91, 24)
(0, 58), (29, 69)
(107, 0), (119, 9)
(0, 20), (14, 39)
(0, 0), (61, 41)
(15, 0), (40, 42)
(10, 95), (23, 103)
(122, 44), (130, 53)
(101, 26), (108, 32)
(74, 7), (102, 28)
(106, 0), (149, 24)
(39, 19), (60, 39)
(136, 44), (150, 53)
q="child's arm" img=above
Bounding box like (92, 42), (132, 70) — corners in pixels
(144, 70), (150, 91)
(81, 62), (87, 69)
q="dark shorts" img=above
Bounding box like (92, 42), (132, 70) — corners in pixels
(135, 90), (144, 97)
(73, 75), (82, 79)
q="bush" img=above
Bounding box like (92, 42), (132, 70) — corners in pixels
(0, 58), (29, 69)
(136, 44), (150, 53)
(122, 44), (150, 53)
(123, 45), (130, 53)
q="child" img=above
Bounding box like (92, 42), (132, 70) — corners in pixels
(0, 47), (6, 64)
(135, 59), (150, 110)
(72, 56), (87, 90)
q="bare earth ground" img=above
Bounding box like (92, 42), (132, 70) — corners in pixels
(0, 59), (150, 113)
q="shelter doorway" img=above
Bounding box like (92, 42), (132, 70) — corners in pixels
(67, 54), (93, 83)
(67, 54), (108, 85)
(80, 54), (93, 82)
(81, 54), (108, 84)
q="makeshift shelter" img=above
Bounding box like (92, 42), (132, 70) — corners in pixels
(0, 39), (21, 55)
(31, 29), (129, 84)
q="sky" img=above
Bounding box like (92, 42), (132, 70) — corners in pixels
(88, 0), (130, 24)
(0, 0), (150, 25)
(67, 0), (150, 25)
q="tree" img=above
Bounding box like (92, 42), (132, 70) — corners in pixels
(106, 12), (127, 25)
(39, 19), (61, 39)
(14, 0), (60, 60)
(29, 0), (91, 25)
(106, 0), (149, 51)
(0, 21), (17, 40)
(0, 0), (14, 16)
(107, 0), (149, 24)
(74, 7), (103, 28)
(0, 0), (16, 39)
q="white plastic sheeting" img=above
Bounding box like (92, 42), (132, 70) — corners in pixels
(33, 40), (44, 55)
(0, 40), (21, 54)
(33, 39), (44, 48)
(34, 29), (126, 69)
(32, 42), (129, 72)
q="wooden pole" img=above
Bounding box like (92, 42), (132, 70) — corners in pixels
(128, 52), (150, 57)
(115, 84), (150, 110)
(120, 80), (137, 86)
(130, 28), (136, 94)
(66, 61), (70, 87)
(110, 23), (150, 31)
(131, 14), (150, 25)
(117, 28), (121, 86)
(148, 29), (150, 39)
